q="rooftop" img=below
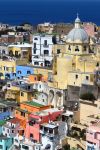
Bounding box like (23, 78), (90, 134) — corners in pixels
(0, 120), (6, 126)
(22, 101), (44, 108)
(7, 118), (21, 124)
(33, 108), (63, 116)
(41, 122), (58, 129)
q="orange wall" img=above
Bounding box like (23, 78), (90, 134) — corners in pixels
(20, 103), (51, 113)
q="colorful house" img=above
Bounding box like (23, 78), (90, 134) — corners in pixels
(15, 101), (51, 131)
(86, 121), (100, 150)
(8, 43), (32, 62)
(16, 65), (34, 79)
(40, 121), (67, 150)
(0, 57), (27, 80)
(2, 118), (21, 138)
(0, 100), (17, 120)
(0, 135), (13, 150)
(25, 108), (63, 142)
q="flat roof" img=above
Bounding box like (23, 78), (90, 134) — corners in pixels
(22, 101), (45, 108)
(41, 123), (58, 129)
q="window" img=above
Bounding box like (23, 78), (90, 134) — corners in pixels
(22, 145), (29, 150)
(44, 40), (47, 46)
(27, 71), (31, 74)
(17, 71), (21, 74)
(15, 51), (18, 56)
(34, 49), (36, 54)
(34, 62), (39, 65)
(7, 84), (10, 87)
(34, 38), (38, 40)
(28, 86), (31, 90)
(34, 77), (37, 80)
(68, 45), (71, 50)
(96, 62), (99, 67)
(76, 74), (78, 79)
(2, 50), (5, 54)
(13, 73), (16, 76)
(84, 45), (87, 51)
(57, 49), (60, 54)
(44, 50), (49, 55)
(12, 130), (14, 133)
(86, 76), (89, 80)
(4, 66), (6, 71)
(21, 112), (25, 117)
(21, 92), (24, 97)
(30, 133), (33, 138)
(75, 46), (79, 51)
(34, 43), (36, 48)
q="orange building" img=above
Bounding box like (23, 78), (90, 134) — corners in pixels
(15, 101), (51, 132)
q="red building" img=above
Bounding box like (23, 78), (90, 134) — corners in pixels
(25, 108), (63, 142)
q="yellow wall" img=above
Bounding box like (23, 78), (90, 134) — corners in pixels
(53, 54), (73, 89)
(68, 72), (94, 87)
(0, 59), (27, 79)
(8, 46), (21, 55)
(34, 67), (52, 77)
(0, 60), (16, 79)
(20, 91), (32, 103)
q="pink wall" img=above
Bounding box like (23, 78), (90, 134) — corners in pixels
(86, 125), (100, 146)
(25, 110), (63, 142)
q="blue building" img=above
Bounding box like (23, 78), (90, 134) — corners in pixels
(0, 100), (17, 121)
(5, 65), (34, 80)
(0, 135), (13, 150)
(16, 65), (34, 79)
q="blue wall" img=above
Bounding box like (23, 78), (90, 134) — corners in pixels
(16, 65), (34, 79)
(0, 137), (13, 150)
(5, 65), (34, 80)
(0, 111), (11, 120)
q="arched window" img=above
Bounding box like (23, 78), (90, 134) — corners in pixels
(75, 46), (79, 51)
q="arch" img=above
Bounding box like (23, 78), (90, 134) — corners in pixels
(48, 90), (54, 103)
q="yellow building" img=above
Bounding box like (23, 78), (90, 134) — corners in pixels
(19, 89), (33, 103)
(49, 15), (99, 90)
(8, 43), (32, 62)
(0, 58), (27, 79)
(68, 71), (94, 87)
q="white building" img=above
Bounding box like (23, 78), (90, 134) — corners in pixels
(32, 34), (54, 67)
(3, 118), (20, 138)
(40, 121), (67, 150)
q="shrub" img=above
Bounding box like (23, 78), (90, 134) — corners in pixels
(80, 92), (96, 101)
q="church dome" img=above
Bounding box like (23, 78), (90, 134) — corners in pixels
(67, 15), (89, 43)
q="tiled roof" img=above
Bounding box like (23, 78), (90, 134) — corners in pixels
(7, 118), (21, 124)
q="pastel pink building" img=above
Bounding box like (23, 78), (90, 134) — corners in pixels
(86, 121), (100, 150)
(83, 23), (98, 37)
(25, 108), (63, 142)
